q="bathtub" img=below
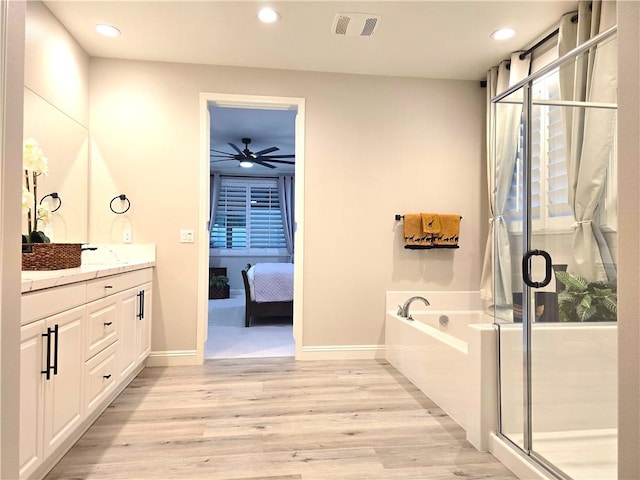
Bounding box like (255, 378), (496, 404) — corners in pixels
(385, 291), (497, 451)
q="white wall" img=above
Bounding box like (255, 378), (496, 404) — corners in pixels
(0, 1), (25, 477)
(617, 1), (640, 478)
(88, 59), (485, 354)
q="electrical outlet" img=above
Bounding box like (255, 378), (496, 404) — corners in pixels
(123, 229), (132, 243)
(180, 229), (194, 243)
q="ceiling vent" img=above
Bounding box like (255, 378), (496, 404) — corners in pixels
(332, 13), (381, 37)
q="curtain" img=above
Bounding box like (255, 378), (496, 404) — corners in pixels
(278, 175), (295, 262)
(480, 53), (531, 307)
(209, 173), (222, 245)
(558, 0), (617, 282)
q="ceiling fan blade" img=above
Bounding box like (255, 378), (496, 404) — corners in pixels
(210, 159), (236, 163)
(253, 146), (279, 156)
(259, 154), (295, 159)
(259, 159), (295, 165)
(210, 154), (236, 158)
(210, 149), (235, 155)
(228, 143), (243, 155)
(253, 159), (276, 169)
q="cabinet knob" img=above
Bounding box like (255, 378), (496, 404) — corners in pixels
(103, 374), (112, 380)
(103, 321), (113, 326)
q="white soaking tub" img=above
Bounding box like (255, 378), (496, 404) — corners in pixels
(385, 291), (497, 451)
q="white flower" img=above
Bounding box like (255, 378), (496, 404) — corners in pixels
(23, 138), (49, 175)
(36, 203), (52, 226)
(22, 185), (33, 214)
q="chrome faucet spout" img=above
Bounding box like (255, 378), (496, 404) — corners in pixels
(400, 296), (430, 319)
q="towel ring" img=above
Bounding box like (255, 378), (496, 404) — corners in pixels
(109, 194), (131, 214)
(40, 192), (62, 212)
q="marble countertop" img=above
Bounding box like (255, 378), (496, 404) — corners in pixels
(21, 261), (156, 293)
(21, 243), (157, 293)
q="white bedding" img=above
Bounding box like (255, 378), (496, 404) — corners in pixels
(247, 263), (294, 302)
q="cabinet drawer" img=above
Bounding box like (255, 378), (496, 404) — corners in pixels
(86, 276), (121, 302)
(85, 296), (119, 361)
(21, 283), (86, 325)
(84, 342), (118, 417)
(119, 268), (152, 291)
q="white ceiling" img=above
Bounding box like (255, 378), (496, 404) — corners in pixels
(43, 0), (578, 174)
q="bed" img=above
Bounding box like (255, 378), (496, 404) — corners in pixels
(241, 263), (294, 327)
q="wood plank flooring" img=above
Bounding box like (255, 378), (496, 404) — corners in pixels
(44, 358), (517, 480)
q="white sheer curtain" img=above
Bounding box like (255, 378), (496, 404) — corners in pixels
(208, 173), (222, 245)
(480, 53), (531, 307)
(278, 175), (295, 262)
(558, 0), (617, 282)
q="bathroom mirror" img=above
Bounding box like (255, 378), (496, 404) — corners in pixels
(23, 87), (89, 242)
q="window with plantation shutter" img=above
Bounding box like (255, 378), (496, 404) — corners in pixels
(505, 69), (573, 231)
(210, 178), (286, 250)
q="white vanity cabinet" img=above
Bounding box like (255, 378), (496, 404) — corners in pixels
(19, 265), (154, 480)
(119, 282), (152, 380)
(20, 306), (85, 478)
(137, 282), (152, 362)
(20, 287), (86, 480)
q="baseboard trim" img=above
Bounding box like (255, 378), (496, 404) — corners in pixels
(297, 344), (385, 360)
(147, 350), (198, 366)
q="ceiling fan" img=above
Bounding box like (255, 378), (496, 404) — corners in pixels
(210, 137), (295, 169)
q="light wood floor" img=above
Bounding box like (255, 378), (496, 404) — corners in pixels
(45, 358), (517, 480)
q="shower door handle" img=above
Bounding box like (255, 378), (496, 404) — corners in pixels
(522, 249), (552, 288)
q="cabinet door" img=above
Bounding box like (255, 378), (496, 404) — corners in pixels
(43, 305), (85, 457)
(119, 288), (138, 380)
(20, 320), (45, 479)
(136, 283), (152, 363)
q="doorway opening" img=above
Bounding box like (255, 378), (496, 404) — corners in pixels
(196, 93), (305, 362)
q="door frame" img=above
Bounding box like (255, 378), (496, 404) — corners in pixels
(196, 92), (305, 363)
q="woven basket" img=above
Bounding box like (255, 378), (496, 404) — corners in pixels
(22, 243), (82, 271)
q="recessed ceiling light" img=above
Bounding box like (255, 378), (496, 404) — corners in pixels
(95, 24), (121, 37)
(258, 7), (280, 23)
(491, 27), (516, 41)
(239, 161), (254, 168)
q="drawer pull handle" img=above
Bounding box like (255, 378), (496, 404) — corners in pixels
(41, 327), (53, 380)
(103, 374), (112, 380)
(104, 285), (114, 289)
(103, 321), (113, 326)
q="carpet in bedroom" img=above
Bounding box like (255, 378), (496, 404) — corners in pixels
(206, 290), (294, 359)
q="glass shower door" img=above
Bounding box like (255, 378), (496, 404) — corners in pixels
(493, 92), (528, 453)
(528, 46), (618, 479)
(494, 31), (618, 479)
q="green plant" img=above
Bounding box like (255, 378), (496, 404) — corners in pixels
(209, 274), (229, 288)
(555, 271), (617, 322)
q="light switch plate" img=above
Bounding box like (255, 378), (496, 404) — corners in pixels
(180, 229), (194, 243)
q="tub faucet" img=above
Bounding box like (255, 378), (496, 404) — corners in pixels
(397, 296), (430, 320)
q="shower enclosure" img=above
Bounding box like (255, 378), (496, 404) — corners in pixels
(491, 26), (618, 480)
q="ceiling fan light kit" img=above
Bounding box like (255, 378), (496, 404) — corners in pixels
(210, 137), (295, 169)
